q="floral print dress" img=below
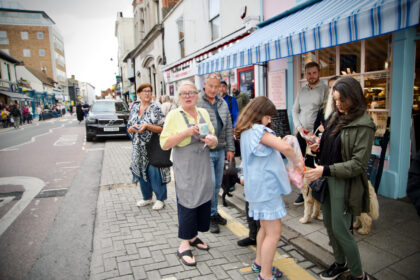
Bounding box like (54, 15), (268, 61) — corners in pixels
(128, 101), (171, 184)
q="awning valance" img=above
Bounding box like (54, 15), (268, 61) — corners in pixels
(0, 90), (32, 100)
(198, 0), (420, 75)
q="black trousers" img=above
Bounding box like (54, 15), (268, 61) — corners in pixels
(245, 201), (260, 240)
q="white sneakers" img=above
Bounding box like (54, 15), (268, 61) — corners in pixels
(136, 199), (153, 207)
(152, 200), (165, 210)
(136, 199), (165, 210)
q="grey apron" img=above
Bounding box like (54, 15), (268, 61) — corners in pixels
(172, 111), (213, 209)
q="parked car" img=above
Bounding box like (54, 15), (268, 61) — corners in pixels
(85, 100), (129, 141)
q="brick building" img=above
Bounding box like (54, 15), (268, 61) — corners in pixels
(0, 8), (67, 87)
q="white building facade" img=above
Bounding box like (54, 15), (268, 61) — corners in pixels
(162, 0), (261, 99)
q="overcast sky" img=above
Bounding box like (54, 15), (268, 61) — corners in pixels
(17, 0), (133, 96)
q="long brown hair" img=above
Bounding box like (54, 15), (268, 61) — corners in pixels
(235, 96), (277, 139)
(327, 76), (367, 136)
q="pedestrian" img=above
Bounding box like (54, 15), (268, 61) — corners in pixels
(10, 103), (21, 129)
(69, 104), (73, 115)
(160, 80), (218, 266)
(235, 96), (303, 280)
(305, 77), (375, 280)
(127, 83), (169, 210)
(161, 95), (177, 116)
(82, 101), (90, 118)
(76, 102), (84, 123)
(197, 73), (235, 234)
(292, 61), (329, 206)
(27, 105), (33, 123)
(22, 105), (29, 124)
(36, 105), (43, 121)
(1, 107), (9, 128)
(219, 80), (239, 128)
(232, 82), (250, 113)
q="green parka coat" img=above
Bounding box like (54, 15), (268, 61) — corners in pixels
(327, 113), (376, 216)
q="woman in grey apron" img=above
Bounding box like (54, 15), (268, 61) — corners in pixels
(160, 81), (218, 266)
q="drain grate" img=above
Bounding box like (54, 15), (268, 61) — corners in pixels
(35, 188), (68, 198)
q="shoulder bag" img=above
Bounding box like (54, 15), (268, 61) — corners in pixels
(146, 132), (172, 168)
(309, 177), (327, 203)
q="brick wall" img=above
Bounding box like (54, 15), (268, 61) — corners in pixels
(0, 25), (53, 78)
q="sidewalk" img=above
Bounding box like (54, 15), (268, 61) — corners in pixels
(227, 167), (420, 280)
(90, 141), (326, 280)
(91, 140), (420, 280)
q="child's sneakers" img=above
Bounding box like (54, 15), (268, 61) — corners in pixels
(252, 262), (283, 278)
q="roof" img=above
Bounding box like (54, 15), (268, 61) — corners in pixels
(25, 66), (56, 86)
(0, 8), (55, 24)
(0, 50), (21, 64)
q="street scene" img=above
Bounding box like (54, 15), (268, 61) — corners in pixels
(1, 0), (420, 280)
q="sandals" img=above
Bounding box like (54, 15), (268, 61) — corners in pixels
(189, 237), (210, 251)
(252, 262), (283, 278)
(176, 249), (196, 266)
(257, 274), (278, 280)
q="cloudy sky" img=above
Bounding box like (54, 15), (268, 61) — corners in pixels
(17, 0), (133, 95)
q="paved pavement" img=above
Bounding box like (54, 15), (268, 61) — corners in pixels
(90, 141), (326, 280)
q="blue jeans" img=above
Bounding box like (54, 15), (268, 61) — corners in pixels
(138, 164), (167, 201)
(210, 149), (225, 217)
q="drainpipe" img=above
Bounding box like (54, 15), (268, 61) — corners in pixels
(259, 0), (265, 96)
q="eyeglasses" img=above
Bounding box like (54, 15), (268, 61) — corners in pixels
(179, 91), (198, 97)
(140, 90), (152, 94)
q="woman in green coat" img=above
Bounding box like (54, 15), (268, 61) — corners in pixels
(306, 76), (375, 280)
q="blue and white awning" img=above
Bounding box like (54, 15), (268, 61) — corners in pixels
(198, 0), (419, 75)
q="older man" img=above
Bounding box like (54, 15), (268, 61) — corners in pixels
(197, 74), (235, 233)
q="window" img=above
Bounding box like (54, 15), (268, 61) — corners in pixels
(298, 34), (392, 137)
(37, 32), (44, 39)
(39, 49), (45, 57)
(209, 0), (220, 41)
(21, 32), (28, 40)
(177, 17), (185, 58)
(23, 49), (31, 57)
(0, 31), (8, 45)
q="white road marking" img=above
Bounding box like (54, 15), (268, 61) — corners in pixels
(86, 148), (105, 151)
(53, 134), (78, 146)
(0, 176), (45, 236)
(0, 196), (14, 208)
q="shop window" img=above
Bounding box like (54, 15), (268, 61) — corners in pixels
(339, 41), (361, 74)
(300, 51), (316, 79)
(319, 47), (336, 77)
(365, 34), (391, 72)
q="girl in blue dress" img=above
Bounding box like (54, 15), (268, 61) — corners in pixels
(235, 96), (303, 280)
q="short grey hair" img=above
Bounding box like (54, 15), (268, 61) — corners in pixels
(178, 80), (197, 91)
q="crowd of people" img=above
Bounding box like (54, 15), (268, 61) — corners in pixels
(0, 101), (71, 129)
(126, 61), (374, 280)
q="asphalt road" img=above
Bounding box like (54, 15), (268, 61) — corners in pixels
(0, 116), (104, 280)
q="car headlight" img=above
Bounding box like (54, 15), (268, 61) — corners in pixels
(86, 117), (97, 124)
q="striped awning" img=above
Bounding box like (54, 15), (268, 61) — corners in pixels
(198, 0), (420, 75)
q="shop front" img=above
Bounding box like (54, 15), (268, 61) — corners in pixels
(198, 0), (420, 199)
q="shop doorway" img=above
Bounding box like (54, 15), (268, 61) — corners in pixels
(412, 40), (420, 159)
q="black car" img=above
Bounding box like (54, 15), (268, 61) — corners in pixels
(85, 100), (130, 141)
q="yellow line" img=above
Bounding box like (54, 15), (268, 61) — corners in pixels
(219, 209), (316, 280)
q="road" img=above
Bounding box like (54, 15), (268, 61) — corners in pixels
(0, 115), (104, 280)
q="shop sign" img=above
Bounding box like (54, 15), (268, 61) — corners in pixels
(165, 61), (197, 83)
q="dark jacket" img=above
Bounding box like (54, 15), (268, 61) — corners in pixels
(197, 94), (235, 152)
(407, 151), (420, 217)
(10, 105), (21, 117)
(328, 113), (376, 216)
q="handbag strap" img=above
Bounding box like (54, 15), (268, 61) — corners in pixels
(180, 110), (205, 126)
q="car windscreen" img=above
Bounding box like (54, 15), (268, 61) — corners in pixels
(91, 102), (128, 113)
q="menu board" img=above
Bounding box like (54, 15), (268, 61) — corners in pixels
(272, 109), (291, 137)
(268, 70), (287, 109)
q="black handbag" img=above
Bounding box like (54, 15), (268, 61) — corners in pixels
(309, 177), (328, 203)
(146, 132), (172, 168)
